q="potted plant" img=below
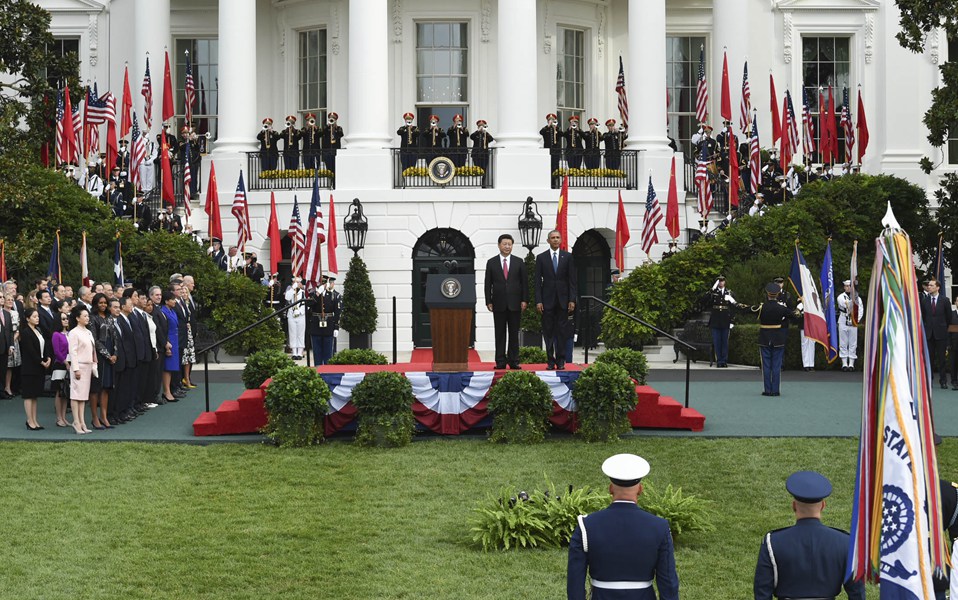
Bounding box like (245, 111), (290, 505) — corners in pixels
(593, 347), (649, 385)
(242, 349), (296, 389)
(327, 348), (389, 365)
(572, 362), (636, 442)
(520, 252), (542, 347)
(340, 255), (378, 349)
(350, 371), (416, 447)
(263, 365), (331, 447)
(486, 371), (554, 443)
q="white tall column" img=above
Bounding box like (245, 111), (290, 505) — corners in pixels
(134, 0), (170, 139)
(213, 0), (257, 154)
(496, 0), (538, 148)
(345, 0), (391, 149)
(627, 0), (671, 177)
(713, 0), (748, 129)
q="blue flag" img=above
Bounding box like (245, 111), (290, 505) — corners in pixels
(47, 230), (61, 283)
(114, 236), (124, 286)
(933, 233), (945, 285)
(820, 241), (839, 363)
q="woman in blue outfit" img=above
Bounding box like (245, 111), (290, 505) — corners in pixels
(159, 290), (180, 403)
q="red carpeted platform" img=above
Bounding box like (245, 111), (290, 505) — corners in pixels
(628, 385), (705, 432)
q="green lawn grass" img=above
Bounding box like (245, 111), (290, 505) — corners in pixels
(3, 437), (950, 599)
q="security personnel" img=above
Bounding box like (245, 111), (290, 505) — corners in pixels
(564, 115), (585, 169)
(320, 112), (344, 174)
(754, 471), (865, 600)
(156, 124), (179, 164)
(207, 237), (227, 271)
(836, 279), (864, 371)
(583, 118), (602, 169)
(306, 275), (342, 365)
(257, 117), (281, 171)
(397, 112), (420, 170)
(715, 120), (738, 176)
(756, 282), (800, 396)
(706, 276), (742, 368)
(301, 113), (322, 170)
(602, 119), (626, 171)
(540, 113), (563, 173)
(280, 115), (302, 170)
(469, 120), (494, 173)
(690, 123), (717, 161)
(567, 454), (679, 600)
(447, 114), (469, 167)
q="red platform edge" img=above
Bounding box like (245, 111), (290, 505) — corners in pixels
(193, 367), (705, 436)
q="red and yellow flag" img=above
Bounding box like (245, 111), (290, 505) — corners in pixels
(555, 176), (569, 250)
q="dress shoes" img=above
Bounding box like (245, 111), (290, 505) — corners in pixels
(0, 391), (12, 399)
(165, 396), (179, 403)
(173, 390), (187, 398)
(952, 384), (958, 391)
(761, 392), (772, 397)
(508, 364), (521, 370)
(546, 363), (556, 370)
(942, 382), (949, 390)
(494, 363), (507, 370)
(771, 392), (780, 396)
(556, 362), (566, 370)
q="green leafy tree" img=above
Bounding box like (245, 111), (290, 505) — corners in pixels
(340, 255), (378, 334)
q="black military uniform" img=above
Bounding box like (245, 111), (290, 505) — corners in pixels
(301, 113), (322, 170)
(470, 121), (494, 173)
(564, 117), (585, 169)
(419, 117), (445, 161)
(447, 116), (469, 167)
(177, 128), (202, 198)
(691, 125), (718, 162)
(602, 120), (626, 171)
(320, 112), (344, 174)
(209, 238), (227, 271)
(540, 114), (563, 173)
(156, 128), (179, 164)
(754, 471), (865, 600)
(306, 276), (342, 365)
(257, 118), (281, 171)
(715, 122), (738, 176)
(116, 141), (131, 173)
(756, 282), (800, 396)
(280, 116), (302, 170)
(583, 119), (602, 169)
(243, 254), (265, 284)
(934, 478), (958, 596)
(397, 113), (420, 170)
(706, 277), (740, 368)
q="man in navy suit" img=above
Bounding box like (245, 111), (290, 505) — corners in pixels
(567, 453), (679, 600)
(921, 278), (953, 389)
(484, 234), (528, 370)
(535, 230), (577, 369)
(754, 471), (865, 600)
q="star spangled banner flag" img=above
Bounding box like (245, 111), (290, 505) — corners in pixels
(739, 61), (751, 135)
(802, 87), (816, 156)
(820, 241), (839, 363)
(847, 206), (946, 597)
(841, 87), (855, 161)
(695, 46), (709, 123)
(788, 242), (828, 348)
(304, 172), (326, 287)
(695, 145), (712, 217)
(289, 196), (306, 278)
(141, 54), (153, 130)
(113, 234), (124, 286)
(182, 142), (193, 216)
(184, 50), (196, 126)
(615, 55), (629, 131)
(130, 111), (145, 189)
(640, 177), (663, 256)
(749, 113), (761, 193)
(232, 171), (251, 251)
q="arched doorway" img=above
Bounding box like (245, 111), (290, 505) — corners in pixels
(411, 228), (476, 347)
(572, 229), (611, 347)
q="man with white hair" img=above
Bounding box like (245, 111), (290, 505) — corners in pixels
(836, 279), (864, 371)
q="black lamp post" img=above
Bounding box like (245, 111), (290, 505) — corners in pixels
(343, 198), (368, 255)
(517, 196), (543, 253)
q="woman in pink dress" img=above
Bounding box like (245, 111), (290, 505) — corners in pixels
(67, 306), (98, 434)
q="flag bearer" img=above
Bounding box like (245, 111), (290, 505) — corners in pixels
(836, 279), (864, 371)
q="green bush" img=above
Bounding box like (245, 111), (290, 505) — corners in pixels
(327, 348), (389, 365)
(518, 346), (548, 364)
(728, 323), (865, 371)
(469, 480), (608, 551)
(486, 371), (554, 444)
(263, 365), (331, 447)
(594, 347), (649, 385)
(572, 362), (636, 442)
(243, 350), (295, 389)
(520, 251), (541, 333)
(350, 371), (415, 447)
(340, 255), (378, 335)
(638, 481), (716, 537)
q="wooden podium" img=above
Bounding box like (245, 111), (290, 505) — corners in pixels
(425, 274), (476, 371)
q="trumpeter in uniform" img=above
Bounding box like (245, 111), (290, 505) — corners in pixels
(301, 113), (322, 171)
(447, 114), (469, 167)
(583, 118), (603, 169)
(754, 471), (865, 600)
(320, 112), (344, 174)
(567, 453), (679, 600)
(755, 282), (801, 396)
(397, 112), (420, 170)
(836, 279), (864, 371)
(602, 119), (625, 171)
(540, 113), (563, 173)
(470, 119), (494, 175)
(257, 117), (281, 171)
(281, 115), (302, 171)
(419, 114), (445, 161)
(706, 276), (743, 368)
(564, 115), (585, 169)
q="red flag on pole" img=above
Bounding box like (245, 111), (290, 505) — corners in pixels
(720, 50), (732, 122)
(160, 132), (175, 207)
(770, 72), (781, 144)
(779, 95), (791, 167)
(819, 88), (831, 164)
(666, 156), (680, 239)
(614, 190), (630, 272)
(80, 231), (91, 287)
(120, 65), (133, 138)
(555, 176), (569, 251)
(826, 86), (838, 165)
(204, 161), (223, 241)
(0, 239), (7, 283)
(729, 141), (741, 209)
(162, 49), (175, 123)
(327, 195), (339, 276)
(268, 192), (281, 275)
(856, 87), (869, 164)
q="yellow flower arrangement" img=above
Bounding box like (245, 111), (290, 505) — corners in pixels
(454, 166), (486, 177)
(402, 167), (430, 178)
(551, 168), (626, 178)
(259, 168), (334, 179)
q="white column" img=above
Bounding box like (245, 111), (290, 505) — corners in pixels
(713, 0), (748, 129)
(627, 0), (671, 178)
(345, 0), (391, 149)
(496, 0), (539, 148)
(134, 0), (170, 139)
(213, 0), (257, 154)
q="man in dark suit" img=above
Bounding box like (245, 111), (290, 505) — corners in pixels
(535, 230), (577, 370)
(921, 278), (953, 389)
(112, 296), (138, 424)
(122, 288), (151, 420)
(484, 234), (528, 370)
(0, 304), (13, 399)
(36, 290), (56, 342)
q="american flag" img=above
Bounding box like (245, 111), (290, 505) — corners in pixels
(749, 113), (761, 193)
(232, 171), (251, 251)
(184, 50), (195, 126)
(288, 196), (306, 278)
(694, 146), (712, 217)
(72, 103), (82, 159)
(304, 172), (327, 288)
(141, 55), (153, 130)
(695, 46), (709, 124)
(640, 177), (663, 255)
(786, 90), (800, 156)
(739, 61), (751, 135)
(85, 88), (115, 124)
(802, 87), (815, 156)
(615, 55), (629, 131)
(841, 87), (855, 161)
(131, 111), (145, 190)
(182, 142), (193, 216)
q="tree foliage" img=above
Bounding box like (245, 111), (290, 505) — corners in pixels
(340, 255), (378, 334)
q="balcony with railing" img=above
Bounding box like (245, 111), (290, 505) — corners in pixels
(548, 149), (641, 190)
(143, 161), (203, 217)
(391, 148), (497, 189)
(245, 152), (336, 191)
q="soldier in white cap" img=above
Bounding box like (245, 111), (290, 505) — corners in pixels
(836, 279), (864, 371)
(567, 454), (679, 600)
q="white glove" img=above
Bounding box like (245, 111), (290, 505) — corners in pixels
(333, 330), (339, 338)
(796, 302), (804, 311)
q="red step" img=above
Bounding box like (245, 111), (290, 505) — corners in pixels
(192, 389), (268, 436)
(628, 385), (706, 431)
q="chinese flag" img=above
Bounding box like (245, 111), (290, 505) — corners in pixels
(120, 65), (133, 138)
(614, 190), (630, 272)
(666, 156), (680, 238)
(720, 51), (732, 122)
(268, 192), (281, 274)
(162, 50), (175, 123)
(728, 143), (741, 209)
(205, 161), (223, 240)
(770, 73), (781, 144)
(327, 194), (339, 275)
(555, 176), (569, 251)
(856, 88), (869, 164)
(160, 135), (175, 207)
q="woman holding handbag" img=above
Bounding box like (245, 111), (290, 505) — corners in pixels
(19, 308), (52, 430)
(68, 306), (97, 434)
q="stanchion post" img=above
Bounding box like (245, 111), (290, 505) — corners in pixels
(204, 352), (210, 412)
(392, 296), (397, 364)
(584, 297), (590, 364)
(685, 355), (691, 408)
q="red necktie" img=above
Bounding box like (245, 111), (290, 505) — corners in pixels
(503, 258), (509, 279)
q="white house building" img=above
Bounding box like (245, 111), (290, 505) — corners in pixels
(38, 0), (956, 352)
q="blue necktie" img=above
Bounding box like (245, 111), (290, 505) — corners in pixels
(552, 252), (558, 273)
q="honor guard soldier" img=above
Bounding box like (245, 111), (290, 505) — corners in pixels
(116, 139), (131, 173)
(243, 253), (265, 284)
(567, 454), (679, 600)
(470, 120), (494, 174)
(754, 471), (865, 600)
(583, 118), (602, 169)
(707, 276), (744, 368)
(564, 115), (585, 169)
(156, 124), (179, 164)
(540, 113), (563, 173)
(448, 114), (469, 167)
(690, 123), (717, 161)
(264, 273), (283, 313)
(284, 277), (307, 360)
(603, 119), (625, 171)
(756, 282), (801, 395)
(419, 114), (445, 161)
(320, 112), (344, 174)
(85, 164), (104, 199)
(178, 126), (201, 197)
(936, 471), (958, 598)
(257, 118), (281, 171)
(207, 237), (227, 271)
(281, 115), (302, 171)
(836, 279), (864, 371)
(306, 275), (342, 365)
(716, 120), (738, 176)
(301, 113), (322, 170)
(397, 112), (420, 170)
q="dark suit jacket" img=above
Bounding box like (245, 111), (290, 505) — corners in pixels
(19, 326), (52, 377)
(0, 309), (12, 355)
(534, 248), (577, 310)
(116, 314), (137, 372)
(484, 254), (527, 312)
(921, 294), (953, 340)
(153, 308), (170, 352)
(37, 306), (56, 340)
(175, 301), (190, 341)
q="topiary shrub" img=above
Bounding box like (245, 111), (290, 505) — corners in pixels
(327, 348), (389, 365)
(350, 371), (416, 447)
(340, 255), (378, 335)
(572, 362), (636, 442)
(638, 481), (716, 537)
(518, 346), (548, 364)
(243, 349), (296, 389)
(263, 365), (331, 447)
(486, 371), (554, 444)
(594, 347), (649, 385)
